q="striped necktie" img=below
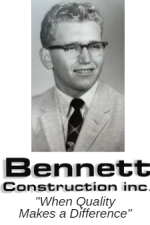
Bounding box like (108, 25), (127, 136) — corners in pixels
(66, 98), (84, 151)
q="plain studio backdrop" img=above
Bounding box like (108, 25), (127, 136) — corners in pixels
(32, 0), (124, 96)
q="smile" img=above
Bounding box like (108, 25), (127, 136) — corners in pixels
(74, 69), (94, 74)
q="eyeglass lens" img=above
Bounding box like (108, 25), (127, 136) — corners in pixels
(65, 43), (104, 59)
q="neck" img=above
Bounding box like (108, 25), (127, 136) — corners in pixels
(55, 85), (88, 98)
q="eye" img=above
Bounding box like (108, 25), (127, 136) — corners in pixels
(91, 43), (102, 50)
(65, 45), (76, 51)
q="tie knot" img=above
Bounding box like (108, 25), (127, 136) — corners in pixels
(71, 98), (84, 110)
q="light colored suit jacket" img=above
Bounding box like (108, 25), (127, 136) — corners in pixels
(32, 80), (124, 152)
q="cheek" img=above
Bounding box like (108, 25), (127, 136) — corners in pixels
(94, 57), (104, 69)
(53, 54), (70, 70)
(56, 59), (77, 76)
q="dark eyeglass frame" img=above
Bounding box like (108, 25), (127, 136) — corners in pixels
(47, 41), (108, 51)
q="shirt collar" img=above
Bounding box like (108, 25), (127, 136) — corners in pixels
(56, 81), (98, 117)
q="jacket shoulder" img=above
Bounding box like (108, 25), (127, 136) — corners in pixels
(32, 87), (55, 123)
(32, 88), (54, 110)
(103, 82), (124, 108)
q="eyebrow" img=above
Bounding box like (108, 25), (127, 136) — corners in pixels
(64, 41), (102, 45)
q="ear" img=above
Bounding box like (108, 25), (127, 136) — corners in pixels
(39, 47), (53, 70)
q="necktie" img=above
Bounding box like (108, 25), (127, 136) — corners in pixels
(66, 98), (84, 151)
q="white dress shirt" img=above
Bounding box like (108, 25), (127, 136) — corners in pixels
(55, 81), (98, 141)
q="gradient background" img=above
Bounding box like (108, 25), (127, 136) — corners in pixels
(32, 0), (124, 96)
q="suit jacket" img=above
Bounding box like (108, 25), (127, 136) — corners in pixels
(32, 80), (124, 152)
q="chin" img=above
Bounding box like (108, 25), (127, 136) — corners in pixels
(76, 84), (94, 92)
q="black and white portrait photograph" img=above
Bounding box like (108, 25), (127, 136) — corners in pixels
(32, 0), (124, 152)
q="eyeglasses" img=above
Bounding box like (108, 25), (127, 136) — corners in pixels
(47, 42), (108, 59)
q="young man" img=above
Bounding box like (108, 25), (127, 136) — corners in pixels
(32, 2), (124, 152)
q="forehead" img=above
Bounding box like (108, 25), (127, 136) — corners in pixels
(53, 21), (102, 45)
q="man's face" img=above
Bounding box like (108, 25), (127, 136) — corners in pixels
(49, 21), (104, 97)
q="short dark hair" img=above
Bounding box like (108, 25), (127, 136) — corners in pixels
(40, 2), (104, 49)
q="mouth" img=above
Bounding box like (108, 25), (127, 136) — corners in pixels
(74, 69), (94, 74)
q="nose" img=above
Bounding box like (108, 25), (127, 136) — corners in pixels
(78, 47), (91, 64)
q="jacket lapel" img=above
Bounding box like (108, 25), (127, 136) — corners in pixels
(74, 81), (110, 152)
(41, 88), (66, 152)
